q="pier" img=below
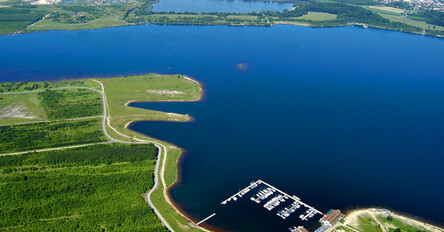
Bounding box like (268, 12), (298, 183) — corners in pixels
(196, 213), (216, 226)
(259, 179), (324, 216)
(221, 181), (258, 205)
(221, 179), (324, 221)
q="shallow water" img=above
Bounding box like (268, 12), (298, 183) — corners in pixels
(1, 25), (443, 231)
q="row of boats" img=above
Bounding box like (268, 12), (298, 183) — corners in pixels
(277, 201), (301, 219)
(221, 181), (320, 223)
(299, 208), (317, 221)
(263, 194), (287, 211)
(221, 181), (259, 205)
(250, 187), (275, 203)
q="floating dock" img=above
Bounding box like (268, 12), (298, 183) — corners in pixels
(221, 179), (324, 222)
(221, 181), (258, 205)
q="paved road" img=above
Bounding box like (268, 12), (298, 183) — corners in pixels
(0, 82), (176, 231)
(93, 79), (175, 231)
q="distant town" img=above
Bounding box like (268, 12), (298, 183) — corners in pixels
(382, 0), (444, 11)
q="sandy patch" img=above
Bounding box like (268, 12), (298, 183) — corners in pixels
(147, 90), (184, 95)
(32, 0), (61, 5)
(344, 208), (443, 232)
(0, 103), (37, 119)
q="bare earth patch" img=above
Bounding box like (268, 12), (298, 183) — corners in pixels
(0, 103), (37, 119)
(344, 209), (443, 232)
(147, 90), (184, 95)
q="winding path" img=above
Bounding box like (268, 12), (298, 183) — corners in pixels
(0, 82), (175, 231)
(93, 79), (175, 231)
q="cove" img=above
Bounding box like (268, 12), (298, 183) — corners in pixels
(1, 25), (444, 231)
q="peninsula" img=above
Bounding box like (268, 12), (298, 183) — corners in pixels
(1, 75), (443, 232)
(0, 74), (204, 231)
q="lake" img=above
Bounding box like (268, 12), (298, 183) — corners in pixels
(1, 25), (443, 231)
(151, 0), (293, 13)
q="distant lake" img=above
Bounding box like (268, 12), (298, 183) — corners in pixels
(1, 25), (443, 231)
(151, 0), (293, 13)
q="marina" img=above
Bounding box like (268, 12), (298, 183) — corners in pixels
(221, 180), (324, 222)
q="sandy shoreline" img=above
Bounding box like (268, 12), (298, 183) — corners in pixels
(344, 208), (443, 232)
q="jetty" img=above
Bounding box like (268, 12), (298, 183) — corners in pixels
(221, 179), (324, 221)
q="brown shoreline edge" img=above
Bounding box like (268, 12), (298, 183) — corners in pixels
(122, 75), (444, 232)
(122, 75), (225, 232)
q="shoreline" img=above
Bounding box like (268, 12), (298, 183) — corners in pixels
(119, 74), (216, 231)
(2, 21), (443, 39)
(344, 208), (444, 232)
(120, 75), (444, 232)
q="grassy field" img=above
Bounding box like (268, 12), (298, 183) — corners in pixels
(0, 74), (204, 231)
(0, 143), (167, 231)
(381, 14), (444, 31)
(26, 14), (129, 32)
(357, 215), (384, 232)
(297, 12), (337, 21)
(99, 74), (202, 142)
(342, 209), (443, 232)
(0, 79), (100, 93)
(0, 93), (48, 125)
(150, 146), (204, 232)
(368, 6), (404, 14)
(0, 118), (106, 153)
(96, 74), (204, 231)
(39, 89), (102, 120)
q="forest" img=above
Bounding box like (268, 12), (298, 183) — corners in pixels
(411, 10), (444, 27)
(38, 89), (102, 120)
(0, 143), (167, 231)
(0, 119), (106, 153)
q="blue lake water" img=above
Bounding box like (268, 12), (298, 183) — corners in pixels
(151, 0), (293, 13)
(0, 25), (443, 231)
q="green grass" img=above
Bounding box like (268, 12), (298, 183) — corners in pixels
(335, 226), (358, 232)
(357, 215), (383, 232)
(0, 118), (106, 153)
(0, 93), (48, 125)
(39, 89), (102, 120)
(0, 79), (100, 93)
(164, 148), (181, 187)
(98, 74), (204, 231)
(150, 146), (203, 232)
(0, 143), (167, 231)
(0, 20), (32, 34)
(99, 74), (202, 141)
(381, 14), (444, 31)
(297, 11), (337, 21)
(0, 74), (204, 231)
(366, 6), (404, 16)
(0, 80), (102, 124)
(378, 215), (432, 232)
(26, 14), (129, 32)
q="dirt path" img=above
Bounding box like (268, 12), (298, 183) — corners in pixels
(16, 13), (50, 34)
(0, 80), (200, 232)
(0, 141), (112, 157)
